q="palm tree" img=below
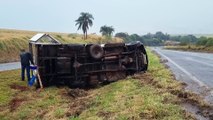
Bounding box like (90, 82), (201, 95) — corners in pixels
(75, 12), (94, 39)
(100, 25), (115, 37)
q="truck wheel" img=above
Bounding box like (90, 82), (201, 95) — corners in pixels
(89, 44), (104, 59)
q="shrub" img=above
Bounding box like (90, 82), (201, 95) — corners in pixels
(0, 42), (3, 50)
(206, 38), (213, 47)
(196, 36), (208, 46)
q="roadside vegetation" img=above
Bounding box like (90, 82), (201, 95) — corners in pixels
(0, 29), (122, 63)
(115, 31), (213, 53)
(164, 45), (213, 53)
(0, 49), (198, 120)
(115, 31), (169, 46)
(164, 36), (213, 53)
(100, 25), (115, 40)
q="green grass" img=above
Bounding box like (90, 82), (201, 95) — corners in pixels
(78, 80), (183, 120)
(0, 70), (23, 106)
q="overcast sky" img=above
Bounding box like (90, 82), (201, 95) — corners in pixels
(0, 0), (213, 35)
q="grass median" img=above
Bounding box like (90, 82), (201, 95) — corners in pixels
(164, 45), (213, 53)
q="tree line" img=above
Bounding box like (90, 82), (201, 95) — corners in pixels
(115, 32), (168, 46)
(115, 32), (213, 47)
(75, 12), (213, 47)
(196, 37), (213, 47)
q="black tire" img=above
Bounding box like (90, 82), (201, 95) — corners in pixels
(89, 44), (104, 59)
(137, 44), (148, 71)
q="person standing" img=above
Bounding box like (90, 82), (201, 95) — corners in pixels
(20, 49), (34, 81)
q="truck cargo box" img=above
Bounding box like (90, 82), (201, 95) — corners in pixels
(30, 42), (148, 87)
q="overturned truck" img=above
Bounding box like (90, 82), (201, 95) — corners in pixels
(29, 35), (148, 87)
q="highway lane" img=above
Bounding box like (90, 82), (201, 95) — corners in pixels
(0, 62), (20, 72)
(152, 47), (213, 103)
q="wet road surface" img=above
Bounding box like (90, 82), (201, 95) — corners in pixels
(0, 62), (20, 72)
(152, 47), (213, 104)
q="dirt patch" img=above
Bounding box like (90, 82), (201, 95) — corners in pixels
(97, 111), (114, 120)
(139, 111), (155, 119)
(36, 110), (48, 119)
(68, 88), (88, 99)
(9, 97), (26, 111)
(63, 88), (93, 117)
(10, 84), (29, 91)
(199, 108), (213, 119)
(66, 97), (92, 117)
(133, 73), (167, 89)
(133, 73), (154, 85)
(160, 59), (168, 63)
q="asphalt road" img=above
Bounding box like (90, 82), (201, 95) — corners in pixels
(152, 47), (213, 104)
(0, 62), (20, 72)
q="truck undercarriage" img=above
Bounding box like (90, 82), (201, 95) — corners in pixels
(31, 42), (148, 87)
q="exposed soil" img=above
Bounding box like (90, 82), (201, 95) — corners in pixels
(66, 99), (91, 117)
(160, 59), (168, 63)
(63, 88), (93, 117)
(200, 108), (213, 119)
(139, 112), (156, 119)
(10, 84), (29, 91)
(68, 88), (88, 99)
(36, 110), (48, 119)
(97, 111), (114, 120)
(9, 97), (26, 111)
(132, 72), (154, 85)
(177, 91), (213, 119)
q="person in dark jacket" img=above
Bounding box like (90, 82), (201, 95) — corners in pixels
(20, 49), (34, 81)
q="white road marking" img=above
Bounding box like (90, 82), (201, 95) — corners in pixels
(155, 49), (206, 87)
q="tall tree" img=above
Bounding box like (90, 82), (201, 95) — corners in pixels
(115, 32), (129, 38)
(100, 25), (114, 37)
(75, 12), (94, 39)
